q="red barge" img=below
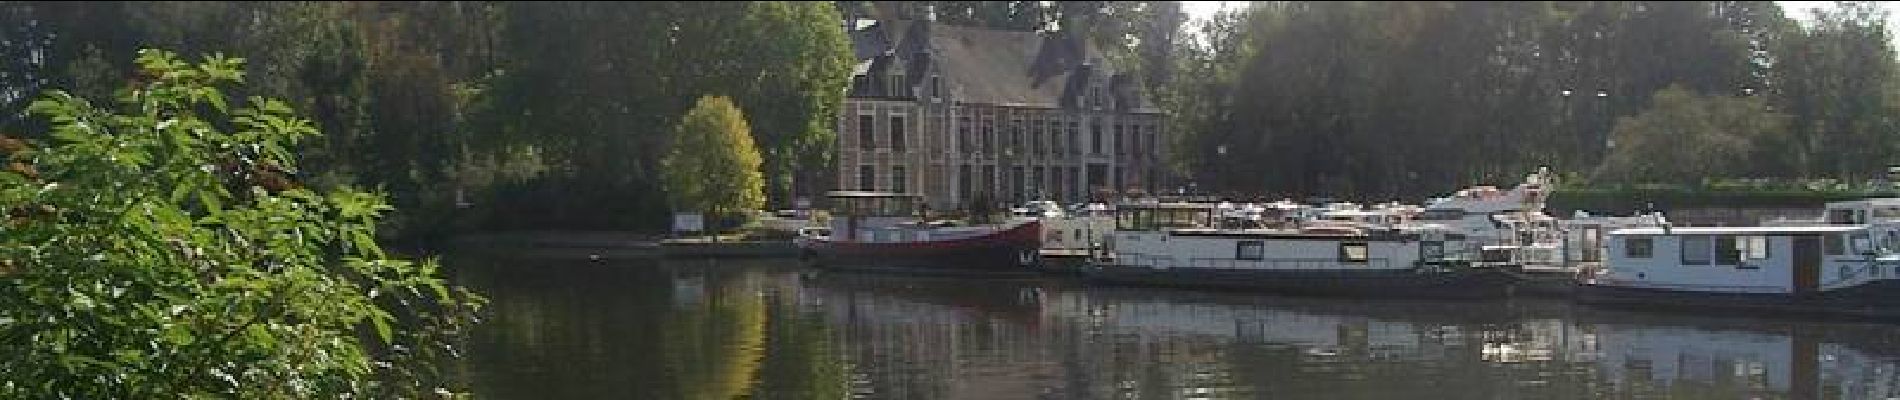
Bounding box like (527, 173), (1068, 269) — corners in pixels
(796, 191), (1043, 276)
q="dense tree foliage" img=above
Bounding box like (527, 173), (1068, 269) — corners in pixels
(0, 1), (852, 236)
(663, 96), (766, 230)
(3, 0), (1897, 233)
(1174, 1), (1900, 200)
(0, 49), (480, 398)
(1596, 85), (1791, 184)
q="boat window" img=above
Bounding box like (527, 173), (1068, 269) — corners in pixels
(1742, 235), (1769, 261)
(1681, 236), (1712, 266)
(1715, 236), (1739, 265)
(1418, 209), (1462, 221)
(1421, 241), (1444, 261)
(1878, 207), (1900, 221)
(1158, 209), (1207, 229)
(1116, 209), (1139, 230)
(1339, 242), (1369, 263)
(1625, 237), (1653, 259)
(1825, 234), (1844, 255)
(1236, 241), (1265, 261)
(1828, 209), (1857, 224)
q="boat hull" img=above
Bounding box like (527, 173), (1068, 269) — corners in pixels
(800, 221), (1043, 276)
(1081, 264), (1517, 300)
(1578, 280), (1900, 320)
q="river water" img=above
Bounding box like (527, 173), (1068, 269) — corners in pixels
(445, 254), (1900, 399)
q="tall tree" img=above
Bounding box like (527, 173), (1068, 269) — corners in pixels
(663, 96), (766, 230)
(1596, 85), (1791, 183)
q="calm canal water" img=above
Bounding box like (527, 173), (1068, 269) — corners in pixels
(445, 254), (1900, 399)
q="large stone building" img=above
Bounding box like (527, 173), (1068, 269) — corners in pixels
(836, 14), (1168, 210)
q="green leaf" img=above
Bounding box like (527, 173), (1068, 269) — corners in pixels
(368, 312), (393, 343)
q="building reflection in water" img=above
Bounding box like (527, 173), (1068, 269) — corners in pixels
(450, 256), (1900, 400)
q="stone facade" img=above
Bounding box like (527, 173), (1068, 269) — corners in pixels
(836, 17), (1167, 210)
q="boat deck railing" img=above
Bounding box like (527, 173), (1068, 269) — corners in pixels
(1111, 253), (1402, 271)
(1821, 260), (1900, 290)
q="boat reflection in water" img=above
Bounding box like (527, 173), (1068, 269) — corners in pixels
(798, 271), (1900, 399)
(451, 256), (1900, 399)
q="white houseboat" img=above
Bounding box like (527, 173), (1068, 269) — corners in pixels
(1083, 201), (1515, 299)
(1581, 223), (1900, 319)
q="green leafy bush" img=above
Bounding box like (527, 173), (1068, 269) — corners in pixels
(0, 49), (482, 398)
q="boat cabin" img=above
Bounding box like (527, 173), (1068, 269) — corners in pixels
(1114, 202), (1218, 232)
(1106, 202), (1441, 271)
(1600, 225), (1900, 295)
(1823, 198), (1900, 225)
(824, 191), (923, 241)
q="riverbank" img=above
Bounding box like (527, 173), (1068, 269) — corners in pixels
(442, 230), (804, 260)
(444, 231), (667, 260)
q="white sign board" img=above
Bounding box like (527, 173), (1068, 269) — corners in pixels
(673, 213), (704, 233)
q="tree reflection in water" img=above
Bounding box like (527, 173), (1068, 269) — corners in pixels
(448, 255), (1900, 399)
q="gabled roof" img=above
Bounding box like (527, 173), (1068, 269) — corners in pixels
(848, 19), (1155, 111)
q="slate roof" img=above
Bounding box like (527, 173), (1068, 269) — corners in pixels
(848, 18), (1155, 112)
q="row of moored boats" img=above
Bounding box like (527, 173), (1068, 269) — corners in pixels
(795, 168), (1900, 321)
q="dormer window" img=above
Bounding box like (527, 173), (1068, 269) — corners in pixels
(931, 76), (942, 99)
(892, 74), (906, 97)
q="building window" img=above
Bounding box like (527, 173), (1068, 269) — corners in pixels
(982, 165), (996, 196)
(1626, 237), (1654, 258)
(1114, 124), (1125, 157)
(1681, 235), (1712, 266)
(859, 165), (877, 191)
(1051, 168), (1064, 201)
(1010, 166), (1025, 202)
(1068, 167), (1080, 201)
(890, 116), (906, 152)
(1339, 242), (1369, 263)
(1009, 119), (1023, 156)
(858, 115), (876, 151)
(1049, 121), (1063, 155)
(1825, 234), (1844, 255)
(1030, 118), (1043, 155)
(982, 126), (994, 154)
(1237, 241), (1265, 261)
(959, 120), (973, 154)
(1090, 121), (1103, 154)
(1068, 122), (1080, 155)
(958, 165), (973, 202)
(892, 165), (907, 193)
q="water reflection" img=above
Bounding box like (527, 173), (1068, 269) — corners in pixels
(449, 256), (1900, 399)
